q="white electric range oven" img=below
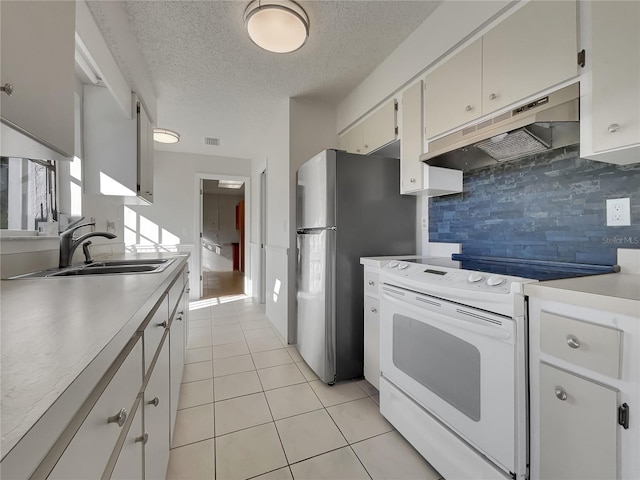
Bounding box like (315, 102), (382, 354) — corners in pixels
(379, 258), (534, 480)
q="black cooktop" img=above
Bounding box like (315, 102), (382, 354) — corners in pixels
(450, 254), (619, 281)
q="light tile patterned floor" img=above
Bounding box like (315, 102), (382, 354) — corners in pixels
(167, 296), (444, 480)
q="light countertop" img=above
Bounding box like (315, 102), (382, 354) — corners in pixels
(524, 273), (640, 317)
(0, 254), (188, 460)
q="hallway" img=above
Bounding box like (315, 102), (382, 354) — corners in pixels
(202, 270), (245, 299)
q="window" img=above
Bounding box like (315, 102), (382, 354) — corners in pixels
(0, 157), (57, 231)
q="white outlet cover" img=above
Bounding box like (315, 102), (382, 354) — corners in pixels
(606, 198), (631, 226)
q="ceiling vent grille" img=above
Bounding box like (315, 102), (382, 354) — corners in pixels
(204, 137), (220, 146)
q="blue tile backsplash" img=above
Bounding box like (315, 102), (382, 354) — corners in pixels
(429, 145), (640, 265)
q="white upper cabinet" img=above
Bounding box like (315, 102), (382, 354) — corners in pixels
(425, 40), (482, 139)
(83, 86), (154, 204)
(482, 0), (578, 114)
(425, 0), (578, 140)
(339, 99), (397, 155)
(0, 1), (75, 157)
(580, 0), (640, 165)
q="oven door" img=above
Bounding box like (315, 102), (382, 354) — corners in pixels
(380, 282), (518, 473)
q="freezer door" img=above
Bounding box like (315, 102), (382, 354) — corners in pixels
(296, 150), (336, 229)
(296, 228), (336, 384)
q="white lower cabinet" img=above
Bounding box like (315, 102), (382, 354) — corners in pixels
(110, 398), (144, 480)
(539, 363), (617, 480)
(169, 287), (186, 442)
(362, 265), (381, 390)
(143, 337), (171, 480)
(49, 339), (143, 479)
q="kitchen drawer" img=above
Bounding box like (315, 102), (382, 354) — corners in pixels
(168, 268), (186, 317)
(49, 340), (143, 480)
(143, 296), (169, 375)
(364, 270), (380, 297)
(540, 311), (622, 378)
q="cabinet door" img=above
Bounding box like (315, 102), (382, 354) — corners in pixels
(482, 0), (577, 114)
(590, 0), (640, 154)
(144, 338), (171, 480)
(137, 102), (154, 204)
(0, 1), (75, 157)
(169, 299), (186, 442)
(363, 296), (380, 390)
(339, 124), (363, 154)
(110, 399), (143, 480)
(539, 363), (617, 480)
(49, 341), (143, 479)
(425, 39), (482, 139)
(144, 297), (169, 376)
(401, 81), (424, 194)
(362, 99), (397, 154)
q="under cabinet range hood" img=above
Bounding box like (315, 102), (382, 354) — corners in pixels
(420, 83), (580, 171)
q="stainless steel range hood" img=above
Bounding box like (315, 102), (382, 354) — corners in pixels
(420, 83), (580, 171)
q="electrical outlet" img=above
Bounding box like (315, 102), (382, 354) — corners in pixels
(421, 217), (428, 229)
(606, 198), (631, 226)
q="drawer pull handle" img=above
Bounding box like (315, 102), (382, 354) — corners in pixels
(108, 408), (127, 427)
(148, 396), (160, 407)
(1, 83), (14, 96)
(135, 432), (149, 444)
(555, 387), (567, 401)
(368, 280), (375, 286)
(608, 123), (620, 133)
(178, 310), (185, 315)
(489, 93), (497, 100)
(159, 321), (168, 329)
(177, 315), (183, 322)
(371, 307), (377, 313)
(566, 335), (581, 349)
(465, 105), (472, 112)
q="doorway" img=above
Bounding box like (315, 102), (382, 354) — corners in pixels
(200, 178), (246, 299)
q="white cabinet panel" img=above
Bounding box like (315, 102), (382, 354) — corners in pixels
(0, 1), (75, 157)
(339, 124), (363, 154)
(425, 39), (482, 139)
(539, 363), (617, 480)
(137, 102), (154, 203)
(482, 0), (577, 114)
(401, 80), (425, 194)
(49, 340), (143, 479)
(143, 297), (169, 376)
(144, 338), (171, 480)
(169, 292), (186, 442)
(581, 0), (640, 164)
(364, 295), (380, 390)
(363, 100), (397, 154)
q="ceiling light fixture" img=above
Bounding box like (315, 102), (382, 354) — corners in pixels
(153, 128), (180, 144)
(218, 180), (244, 189)
(244, 0), (309, 54)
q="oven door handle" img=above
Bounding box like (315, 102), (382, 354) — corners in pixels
(382, 293), (512, 341)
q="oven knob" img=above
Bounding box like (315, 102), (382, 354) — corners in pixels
(487, 276), (505, 286)
(398, 263), (409, 270)
(468, 272), (484, 283)
(389, 261), (399, 268)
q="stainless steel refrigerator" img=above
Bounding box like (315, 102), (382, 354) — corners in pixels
(296, 149), (416, 384)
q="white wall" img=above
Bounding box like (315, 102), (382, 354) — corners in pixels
(126, 150), (251, 297)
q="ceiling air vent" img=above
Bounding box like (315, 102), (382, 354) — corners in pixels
(204, 137), (220, 146)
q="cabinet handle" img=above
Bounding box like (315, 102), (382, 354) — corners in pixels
(148, 396), (160, 407)
(159, 321), (168, 328)
(465, 105), (473, 112)
(410, 178), (416, 183)
(356, 149), (361, 153)
(146, 192), (153, 196)
(177, 315), (183, 322)
(1, 83), (14, 96)
(489, 93), (497, 100)
(566, 335), (581, 349)
(108, 408), (127, 427)
(178, 310), (185, 315)
(135, 432), (149, 444)
(368, 280), (375, 286)
(371, 307), (377, 313)
(608, 123), (620, 133)
(363, 144), (369, 148)
(555, 387), (567, 401)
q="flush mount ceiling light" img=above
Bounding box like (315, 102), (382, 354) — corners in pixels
(218, 180), (244, 189)
(244, 0), (309, 53)
(153, 128), (180, 144)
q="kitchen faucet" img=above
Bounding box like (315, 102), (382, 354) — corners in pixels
(59, 217), (117, 268)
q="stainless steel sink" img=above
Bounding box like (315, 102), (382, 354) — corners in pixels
(9, 258), (175, 279)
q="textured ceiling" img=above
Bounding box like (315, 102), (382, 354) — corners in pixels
(89, 1), (441, 159)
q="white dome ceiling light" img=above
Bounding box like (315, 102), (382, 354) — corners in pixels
(244, 0), (309, 54)
(153, 128), (180, 144)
